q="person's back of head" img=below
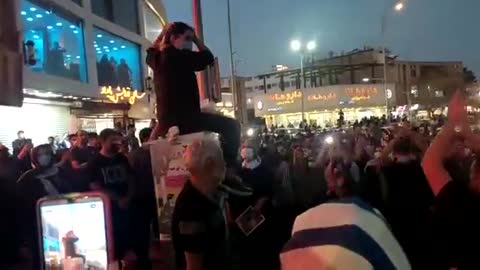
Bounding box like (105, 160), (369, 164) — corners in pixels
(184, 135), (225, 188)
(139, 127), (152, 144)
(31, 144), (55, 170)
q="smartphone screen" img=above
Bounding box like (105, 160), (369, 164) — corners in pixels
(39, 195), (109, 269)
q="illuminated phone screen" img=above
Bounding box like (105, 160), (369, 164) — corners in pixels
(39, 197), (108, 269)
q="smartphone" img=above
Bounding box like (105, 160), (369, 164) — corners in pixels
(37, 192), (114, 270)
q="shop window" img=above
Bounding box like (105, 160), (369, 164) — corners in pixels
(21, 0), (87, 82)
(93, 27), (142, 90)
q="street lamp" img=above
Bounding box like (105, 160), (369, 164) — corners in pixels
(290, 39), (316, 121)
(394, 2), (404, 11)
(382, 1), (405, 115)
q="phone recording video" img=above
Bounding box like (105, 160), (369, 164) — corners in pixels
(38, 194), (110, 270)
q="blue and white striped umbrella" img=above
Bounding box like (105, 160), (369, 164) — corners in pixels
(281, 198), (411, 270)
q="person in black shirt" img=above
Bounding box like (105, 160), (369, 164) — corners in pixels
(17, 144), (70, 266)
(146, 22), (240, 168)
(128, 127), (158, 268)
(172, 136), (230, 270)
(88, 128), (135, 261)
(12, 130), (26, 156)
(126, 124), (140, 152)
(71, 130), (97, 191)
(422, 91), (480, 269)
(71, 130), (96, 169)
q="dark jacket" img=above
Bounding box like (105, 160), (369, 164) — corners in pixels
(146, 46), (214, 126)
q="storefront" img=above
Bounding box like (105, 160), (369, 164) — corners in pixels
(215, 93), (235, 118)
(253, 84), (395, 127)
(0, 97), (71, 147)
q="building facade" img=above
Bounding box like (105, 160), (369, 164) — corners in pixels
(243, 48), (464, 126)
(0, 0), (166, 147)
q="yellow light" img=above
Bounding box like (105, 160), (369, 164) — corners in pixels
(100, 86), (146, 105)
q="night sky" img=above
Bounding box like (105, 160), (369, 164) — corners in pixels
(163, 0), (480, 77)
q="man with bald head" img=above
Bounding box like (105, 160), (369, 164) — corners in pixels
(171, 135), (231, 270)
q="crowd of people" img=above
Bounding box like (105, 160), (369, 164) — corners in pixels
(0, 123), (158, 269)
(3, 19), (480, 270)
(169, 91), (480, 270)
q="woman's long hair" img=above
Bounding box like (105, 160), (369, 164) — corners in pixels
(153, 22), (194, 50)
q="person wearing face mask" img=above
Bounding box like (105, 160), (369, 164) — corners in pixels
(87, 128), (135, 262)
(234, 145), (279, 269)
(146, 22), (240, 171)
(171, 136), (230, 270)
(16, 144), (70, 266)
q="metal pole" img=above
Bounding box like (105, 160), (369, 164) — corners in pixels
(300, 54), (305, 121)
(381, 14), (389, 116)
(192, 0), (208, 101)
(227, 0), (239, 122)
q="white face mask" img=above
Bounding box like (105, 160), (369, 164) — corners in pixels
(182, 41), (193, 50)
(37, 154), (52, 167)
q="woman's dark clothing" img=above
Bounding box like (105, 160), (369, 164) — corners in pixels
(146, 46), (240, 167)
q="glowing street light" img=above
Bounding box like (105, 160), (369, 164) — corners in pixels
(290, 40), (301, 52)
(394, 2), (404, 11)
(306, 40), (316, 51)
(289, 39), (316, 121)
(382, 1), (406, 114)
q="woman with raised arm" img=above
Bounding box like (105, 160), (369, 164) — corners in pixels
(146, 22), (240, 169)
(422, 91), (480, 268)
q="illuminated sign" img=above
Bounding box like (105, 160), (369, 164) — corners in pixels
(386, 89), (393, 99)
(269, 91), (302, 101)
(344, 86), (378, 98)
(257, 101), (264, 110)
(100, 86), (146, 105)
(307, 92), (337, 101)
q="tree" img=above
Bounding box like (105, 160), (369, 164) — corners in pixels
(463, 67), (477, 84)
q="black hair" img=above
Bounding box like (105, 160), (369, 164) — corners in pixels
(67, 134), (77, 141)
(99, 128), (120, 142)
(139, 128), (152, 143)
(88, 132), (98, 139)
(392, 137), (412, 155)
(331, 159), (356, 196)
(17, 130), (24, 135)
(127, 124), (135, 129)
(30, 144), (54, 168)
